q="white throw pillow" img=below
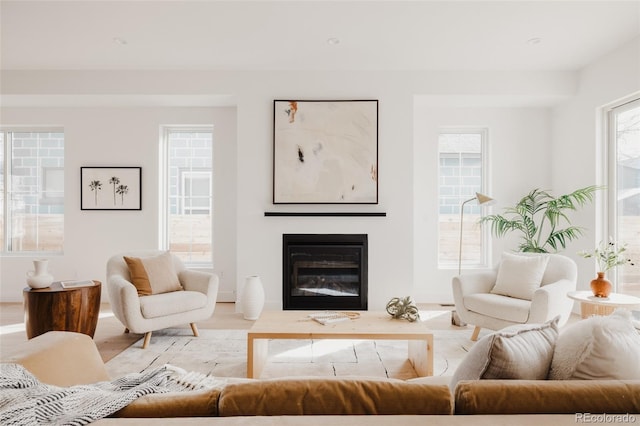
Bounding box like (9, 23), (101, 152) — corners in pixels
(491, 252), (549, 300)
(548, 309), (640, 380)
(450, 317), (560, 391)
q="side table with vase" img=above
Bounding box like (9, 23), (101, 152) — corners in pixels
(23, 281), (102, 339)
(567, 290), (640, 319)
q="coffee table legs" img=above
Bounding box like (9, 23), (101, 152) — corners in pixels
(247, 335), (268, 379)
(408, 335), (434, 377)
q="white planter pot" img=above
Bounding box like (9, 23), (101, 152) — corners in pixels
(241, 275), (265, 320)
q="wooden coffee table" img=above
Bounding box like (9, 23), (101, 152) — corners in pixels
(246, 310), (434, 378)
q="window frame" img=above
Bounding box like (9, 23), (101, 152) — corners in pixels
(179, 169), (212, 215)
(1, 127), (65, 255)
(605, 95), (640, 292)
(437, 127), (491, 270)
(159, 125), (214, 268)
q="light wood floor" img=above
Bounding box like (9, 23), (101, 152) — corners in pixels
(0, 302), (456, 363)
(0, 302), (579, 364)
(0, 302), (252, 362)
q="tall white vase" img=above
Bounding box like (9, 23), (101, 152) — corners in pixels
(26, 259), (54, 289)
(241, 275), (265, 320)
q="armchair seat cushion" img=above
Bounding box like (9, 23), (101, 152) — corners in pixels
(140, 291), (208, 319)
(464, 293), (531, 324)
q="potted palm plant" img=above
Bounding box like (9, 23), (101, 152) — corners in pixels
(480, 186), (600, 253)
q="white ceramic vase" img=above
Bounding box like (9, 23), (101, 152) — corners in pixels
(26, 259), (54, 289)
(241, 275), (265, 320)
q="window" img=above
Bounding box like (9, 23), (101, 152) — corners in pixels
(161, 126), (213, 266)
(438, 129), (489, 269)
(180, 171), (212, 214)
(1, 130), (65, 253)
(607, 97), (640, 297)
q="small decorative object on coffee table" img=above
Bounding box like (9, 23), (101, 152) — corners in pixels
(386, 296), (420, 322)
(578, 237), (635, 298)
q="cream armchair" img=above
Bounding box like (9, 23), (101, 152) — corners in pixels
(452, 253), (577, 341)
(106, 250), (219, 348)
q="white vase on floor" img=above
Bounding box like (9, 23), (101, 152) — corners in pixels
(241, 275), (265, 320)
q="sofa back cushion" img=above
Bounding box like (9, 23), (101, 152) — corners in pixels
(455, 379), (640, 414)
(450, 318), (559, 391)
(218, 377), (453, 416)
(4, 331), (110, 387)
(549, 309), (640, 380)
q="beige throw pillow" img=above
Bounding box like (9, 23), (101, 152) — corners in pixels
(450, 317), (560, 391)
(491, 252), (549, 300)
(548, 309), (640, 380)
(124, 252), (182, 296)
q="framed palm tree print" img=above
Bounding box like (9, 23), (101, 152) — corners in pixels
(81, 167), (142, 210)
(273, 100), (379, 204)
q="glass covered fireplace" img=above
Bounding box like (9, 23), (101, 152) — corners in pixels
(282, 234), (368, 310)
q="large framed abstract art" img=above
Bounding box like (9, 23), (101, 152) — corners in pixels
(273, 100), (378, 204)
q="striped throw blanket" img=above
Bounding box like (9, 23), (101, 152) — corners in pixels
(0, 363), (226, 425)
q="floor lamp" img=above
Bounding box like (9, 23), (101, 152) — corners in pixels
(458, 192), (495, 275)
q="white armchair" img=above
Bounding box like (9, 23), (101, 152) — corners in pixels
(106, 251), (219, 348)
(452, 253), (577, 341)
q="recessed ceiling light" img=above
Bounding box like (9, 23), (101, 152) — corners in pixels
(327, 37), (340, 46)
(527, 37), (542, 46)
(113, 37), (128, 46)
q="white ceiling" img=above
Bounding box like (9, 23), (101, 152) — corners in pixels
(1, 0), (639, 72)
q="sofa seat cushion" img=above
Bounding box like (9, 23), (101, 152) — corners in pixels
(455, 380), (640, 415)
(112, 389), (221, 418)
(139, 291), (208, 319)
(218, 377), (453, 416)
(464, 293), (531, 323)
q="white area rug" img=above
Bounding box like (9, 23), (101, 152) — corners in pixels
(105, 312), (482, 380)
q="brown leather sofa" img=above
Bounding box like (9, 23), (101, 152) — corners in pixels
(4, 331), (640, 422)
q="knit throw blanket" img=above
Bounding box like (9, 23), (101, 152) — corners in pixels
(0, 363), (227, 426)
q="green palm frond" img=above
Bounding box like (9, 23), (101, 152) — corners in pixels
(480, 185), (600, 253)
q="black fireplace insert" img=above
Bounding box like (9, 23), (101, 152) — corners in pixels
(283, 234), (368, 310)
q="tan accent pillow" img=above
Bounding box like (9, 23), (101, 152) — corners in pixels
(123, 256), (153, 296)
(491, 252), (549, 300)
(124, 252), (182, 295)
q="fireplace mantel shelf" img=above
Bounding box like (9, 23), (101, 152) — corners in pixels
(265, 212), (386, 217)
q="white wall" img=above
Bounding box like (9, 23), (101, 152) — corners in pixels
(0, 106), (238, 302)
(552, 36), (640, 291)
(413, 105), (552, 302)
(0, 68), (581, 308)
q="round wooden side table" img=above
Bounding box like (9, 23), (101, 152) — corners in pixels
(567, 290), (640, 319)
(23, 280), (101, 339)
